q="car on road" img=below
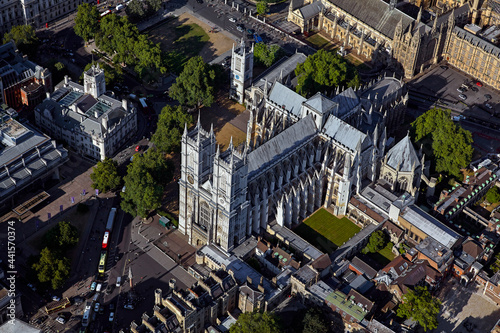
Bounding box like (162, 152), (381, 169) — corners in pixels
(109, 312), (114, 322)
(96, 283), (102, 292)
(90, 282), (97, 291)
(459, 94), (467, 100)
(228, 17), (236, 22)
(247, 28), (255, 34)
(52, 296), (61, 302)
(55, 316), (66, 324)
(470, 86), (478, 92)
(73, 296), (84, 305)
(109, 303), (115, 311)
(440, 65), (448, 70)
(457, 87), (467, 93)
(116, 277), (122, 287)
(237, 26), (244, 32)
(99, 305), (104, 314)
(486, 103), (493, 109)
(485, 94), (492, 100)
(135, 145), (140, 152)
(476, 81), (483, 87)
(94, 302), (100, 312)
(123, 304), (134, 310)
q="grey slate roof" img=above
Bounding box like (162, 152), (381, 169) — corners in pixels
(322, 115), (369, 152)
(401, 205), (460, 248)
(361, 77), (402, 101)
(328, 0), (414, 38)
(248, 114), (317, 178)
(331, 87), (359, 119)
(385, 134), (420, 172)
(304, 92), (338, 115)
(452, 26), (500, 57)
(254, 52), (307, 88)
(298, 1), (325, 20)
(268, 81), (307, 118)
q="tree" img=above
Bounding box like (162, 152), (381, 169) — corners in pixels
(486, 186), (500, 203)
(229, 311), (282, 333)
(127, 0), (145, 19)
(90, 158), (121, 192)
(54, 62), (65, 72)
(302, 308), (328, 333)
(41, 221), (79, 251)
(121, 149), (174, 218)
(3, 25), (38, 58)
(254, 43), (283, 67)
(295, 49), (360, 97)
(74, 3), (100, 42)
(412, 108), (473, 178)
(169, 56), (216, 108)
(397, 286), (441, 331)
(256, 0), (268, 15)
(152, 105), (193, 153)
(32, 248), (71, 290)
(362, 230), (387, 254)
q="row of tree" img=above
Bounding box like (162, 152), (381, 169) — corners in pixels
(31, 221), (79, 290)
(74, 3), (165, 77)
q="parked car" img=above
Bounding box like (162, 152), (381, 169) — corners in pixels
(440, 65), (448, 70)
(459, 94), (467, 100)
(109, 312), (115, 322)
(237, 26), (244, 32)
(105, 284), (114, 295)
(94, 302), (100, 312)
(135, 145), (140, 152)
(228, 17), (236, 22)
(486, 103), (493, 109)
(485, 94), (492, 100)
(52, 296), (61, 302)
(476, 81), (483, 87)
(457, 87), (467, 93)
(123, 304), (134, 310)
(55, 316), (66, 324)
(470, 86), (478, 92)
(96, 283), (102, 292)
(116, 277), (122, 287)
(90, 282), (97, 291)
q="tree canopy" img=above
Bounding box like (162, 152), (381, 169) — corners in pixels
(486, 186), (500, 204)
(127, 0), (161, 20)
(295, 49), (360, 97)
(90, 157), (121, 192)
(397, 286), (441, 331)
(3, 25), (38, 58)
(121, 149), (174, 218)
(32, 248), (71, 290)
(229, 311), (282, 333)
(256, 1), (269, 15)
(362, 230), (387, 254)
(254, 43), (283, 67)
(302, 308), (329, 333)
(74, 3), (100, 42)
(95, 14), (165, 77)
(152, 105), (193, 153)
(169, 56), (216, 108)
(41, 221), (79, 252)
(412, 108), (473, 178)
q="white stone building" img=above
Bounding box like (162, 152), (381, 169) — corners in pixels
(34, 65), (137, 160)
(180, 42), (410, 253)
(0, 0), (91, 35)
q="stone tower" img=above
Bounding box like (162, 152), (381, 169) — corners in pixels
(84, 64), (106, 98)
(230, 38), (254, 104)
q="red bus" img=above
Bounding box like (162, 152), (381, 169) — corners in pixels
(102, 231), (109, 249)
(139, 98), (153, 115)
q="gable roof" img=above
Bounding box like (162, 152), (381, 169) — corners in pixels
(462, 239), (483, 258)
(267, 81), (306, 118)
(304, 92), (338, 115)
(328, 0), (414, 38)
(298, 1), (325, 20)
(247, 114), (317, 179)
(385, 134), (420, 172)
(322, 115), (370, 152)
(332, 87), (360, 119)
(382, 255), (410, 277)
(350, 256), (377, 280)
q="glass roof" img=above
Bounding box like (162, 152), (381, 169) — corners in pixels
(86, 101), (111, 118)
(59, 91), (83, 106)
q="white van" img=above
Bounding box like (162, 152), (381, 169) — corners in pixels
(116, 4), (125, 10)
(116, 277), (122, 287)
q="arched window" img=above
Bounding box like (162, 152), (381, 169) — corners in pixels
(199, 201), (211, 230)
(398, 177), (408, 192)
(383, 172), (393, 184)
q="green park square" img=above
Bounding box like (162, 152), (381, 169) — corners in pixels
(294, 208), (361, 253)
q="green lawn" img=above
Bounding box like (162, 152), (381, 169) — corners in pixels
(306, 34), (337, 51)
(293, 208), (361, 253)
(162, 23), (209, 74)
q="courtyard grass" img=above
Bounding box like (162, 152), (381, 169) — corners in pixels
(306, 34), (337, 51)
(294, 208), (361, 253)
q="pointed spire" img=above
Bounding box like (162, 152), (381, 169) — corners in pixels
(264, 78), (269, 97)
(183, 122), (188, 138)
(432, 13), (438, 32)
(229, 136), (234, 150)
(197, 111), (201, 128)
(209, 123), (214, 138)
(416, 6), (422, 24)
(215, 144), (220, 159)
